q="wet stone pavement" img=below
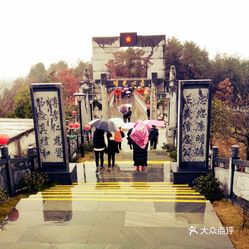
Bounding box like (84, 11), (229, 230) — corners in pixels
(0, 96), (234, 248)
(0, 152), (234, 249)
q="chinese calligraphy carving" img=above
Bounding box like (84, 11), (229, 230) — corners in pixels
(33, 91), (64, 162)
(182, 88), (208, 162)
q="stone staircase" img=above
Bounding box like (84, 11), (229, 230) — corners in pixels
(28, 182), (206, 203)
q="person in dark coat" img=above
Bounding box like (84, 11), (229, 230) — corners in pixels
(126, 107), (132, 122)
(149, 125), (159, 150)
(133, 142), (148, 171)
(107, 132), (119, 171)
(93, 128), (106, 173)
(146, 107), (150, 119)
(123, 112), (128, 123)
(127, 128), (133, 150)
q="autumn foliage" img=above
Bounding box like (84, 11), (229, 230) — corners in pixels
(0, 61), (91, 118)
(214, 78), (234, 104)
(55, 69), (80, 105)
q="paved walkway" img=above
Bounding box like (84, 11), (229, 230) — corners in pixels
(0, 154), (234, 249)
(0, 95), (234, 248)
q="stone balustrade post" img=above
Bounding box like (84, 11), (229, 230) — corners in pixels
(228, 145), (239, 198)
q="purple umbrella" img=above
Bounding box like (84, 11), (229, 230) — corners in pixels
(119, 105), (128, 114)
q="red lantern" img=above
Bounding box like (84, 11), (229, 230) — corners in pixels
(69, 123), (74, 129)
(84, 124), (91, 131)
(0, 134), (9, 145)
(73, 122), (80, 129)
(8, 207), (19, 222)
(72, 111), (77, 117)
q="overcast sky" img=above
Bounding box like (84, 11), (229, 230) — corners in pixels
(0, 0), (248, 80)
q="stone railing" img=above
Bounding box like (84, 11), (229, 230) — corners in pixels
(0, 146), (39, 196)
(211, 145), (249, 202)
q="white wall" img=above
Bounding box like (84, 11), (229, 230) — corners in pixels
(7, 131), (35, 157)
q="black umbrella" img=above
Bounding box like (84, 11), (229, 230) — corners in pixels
(91, 119), (117, 132)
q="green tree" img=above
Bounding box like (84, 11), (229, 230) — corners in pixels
(0, 78), (26, 117)
(165, 38), (211, 80)
(211, 98), (232, 143)
(210, 54), (242, 92)
(12, 84), (32, 118)
(28, 62), (48, 83)
(229, 110), (249, 159)
(180, 41), (211, 79)
(164, 37), (183, 79)
(106, 48), (149, 78)
(48, 60), (68, 73)
(73, 61), (93, 79)
(233, 60), (249, 107)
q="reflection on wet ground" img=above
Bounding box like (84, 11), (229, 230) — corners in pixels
(0, 157), (234, 249)
(0, 96), (234, 248)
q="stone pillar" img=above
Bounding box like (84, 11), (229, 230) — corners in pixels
(1, 146), (15, 196)
(27, 146), (36, 171)
(85, 92), (91, 124)
(173, 79), (212, 185)
(1, 146), (9, 159)
(231, 145), (239, 159)
(30, 83), (77, 184)
(150, 72), (158, 120)
(80, 82), (91, 126)
(167, 65), (177, 145)
(79, 87), (88, 128)
(211, 146), (219, 173)
(100, 74), (109, 119)
(228, 145), (239, 198)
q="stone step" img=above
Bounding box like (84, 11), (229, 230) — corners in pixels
(27, 181), (206, 203)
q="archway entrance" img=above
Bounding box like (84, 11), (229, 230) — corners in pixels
(92, 32), (166, 81)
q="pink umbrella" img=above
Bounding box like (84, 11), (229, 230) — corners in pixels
(130, 121), (149, 149)
(143, 120), (165, 128)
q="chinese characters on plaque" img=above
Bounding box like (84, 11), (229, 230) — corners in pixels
(33, 91), (64, 162)
(181, 87), (208, 162)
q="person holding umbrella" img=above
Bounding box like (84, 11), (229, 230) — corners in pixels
(130, 121), (149, 171)
(91, 119), (117, 173)
(93, 128), (106, 173)
(107, 132), (119, 171)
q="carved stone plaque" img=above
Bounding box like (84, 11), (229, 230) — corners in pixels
(178, 80), (212, 170)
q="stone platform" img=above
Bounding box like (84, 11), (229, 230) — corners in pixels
(0, 158), (234, 249)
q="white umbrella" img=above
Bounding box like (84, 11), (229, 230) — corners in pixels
(124, 103), (132, 108)
(119, 103), (132, 109)
(122, 122), (135, 130)
(109, 118), (125, 128)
